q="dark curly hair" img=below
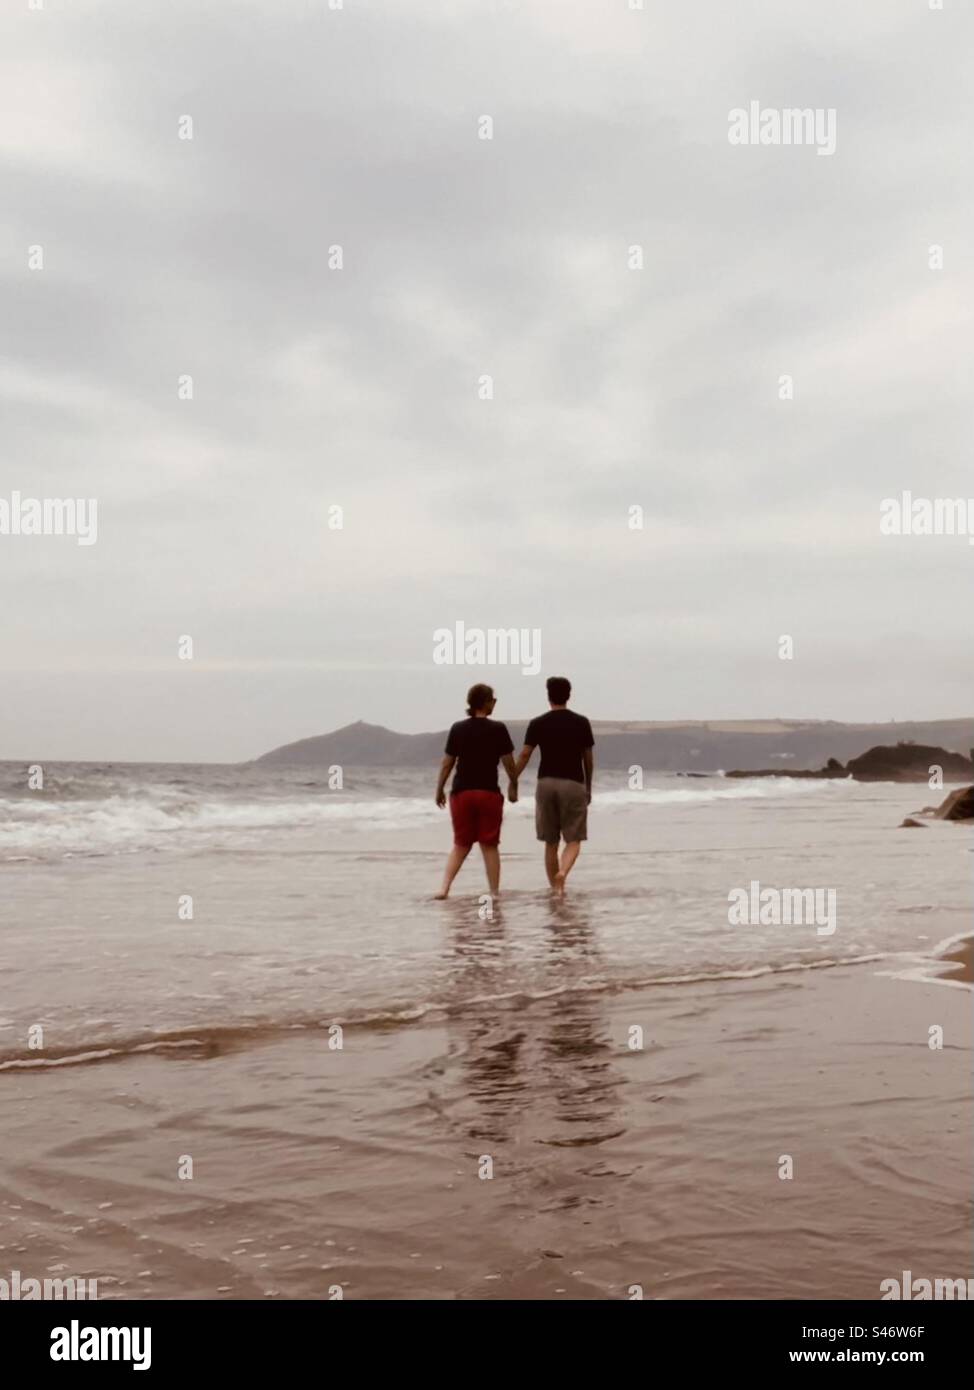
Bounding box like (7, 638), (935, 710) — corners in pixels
(466, 683), (495, 716)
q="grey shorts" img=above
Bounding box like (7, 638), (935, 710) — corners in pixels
(535, 777), (588, 844)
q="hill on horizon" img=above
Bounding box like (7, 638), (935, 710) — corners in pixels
(254, 717), (974, 773)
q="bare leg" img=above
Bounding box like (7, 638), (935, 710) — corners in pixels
(480, 844), (501, 895)
(435, 844), (471, 898)
(544, 843), (560, 887)
(553, 841), (582, 895)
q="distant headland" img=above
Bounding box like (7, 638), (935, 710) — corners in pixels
(254, 717), (974, 778)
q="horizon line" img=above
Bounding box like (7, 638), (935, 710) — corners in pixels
(3, 713), (973, 769)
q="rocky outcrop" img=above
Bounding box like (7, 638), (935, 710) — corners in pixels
(900, 785), (974, 827)
(728, 743), (974, 783)
(847, 744), (973, 780)
(931, 785), (974, 821)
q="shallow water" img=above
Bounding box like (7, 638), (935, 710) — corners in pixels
(1, 761), (970, 1300)
(0, 762), (968, 1066)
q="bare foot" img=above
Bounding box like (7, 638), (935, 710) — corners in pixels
(433, 891), (449, 900)
(553, 872), (566, 895)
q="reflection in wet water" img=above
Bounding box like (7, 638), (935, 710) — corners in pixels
(443, 894), (625, 1152)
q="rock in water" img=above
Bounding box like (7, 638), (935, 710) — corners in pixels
(728, 742), (974, 782)
(931, 785), (974, 822)
(845, 743), (973, 781)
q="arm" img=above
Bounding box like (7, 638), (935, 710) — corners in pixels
(513, 744), (535, 779)
(435, 755), (455, 807)
(501, 752), (518, 802)
(583, 747), (593, 803)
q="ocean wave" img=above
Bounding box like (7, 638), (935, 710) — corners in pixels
(0, 951), (891, 1072)
(596, 777), (854, 809)
(0, 792), (442, 859)
(0, 775), (855, 860)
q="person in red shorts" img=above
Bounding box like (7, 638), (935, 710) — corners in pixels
(433, 684), (518, 899)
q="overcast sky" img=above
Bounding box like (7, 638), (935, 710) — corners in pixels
(1, 0), (971, 762)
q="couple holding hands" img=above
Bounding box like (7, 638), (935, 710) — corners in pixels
(434, 675), (594, 899)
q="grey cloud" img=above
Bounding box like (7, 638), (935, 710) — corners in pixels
(1, 0), (971, 758)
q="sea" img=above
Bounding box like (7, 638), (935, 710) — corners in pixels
(1, 760), (968, 1066)
(1, 760), (970, 1300)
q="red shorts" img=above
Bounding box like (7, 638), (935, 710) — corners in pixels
(450, 789), (504, 847)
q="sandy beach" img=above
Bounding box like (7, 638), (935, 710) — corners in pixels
(2, 938), (969, 1301)
(2, 762), (970, 1301)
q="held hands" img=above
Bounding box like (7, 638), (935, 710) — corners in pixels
(507, 783), (518, 803)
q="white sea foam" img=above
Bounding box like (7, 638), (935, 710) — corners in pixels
(596, 777), (854, 809)
(0, 775), (854, 860)
(0, 791), (441, 859)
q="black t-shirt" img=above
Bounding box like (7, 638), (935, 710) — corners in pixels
(524, 709), (595, 783)
(445, 717), (514, 794)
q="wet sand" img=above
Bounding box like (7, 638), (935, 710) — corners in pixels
(2, 946), (970, 1300)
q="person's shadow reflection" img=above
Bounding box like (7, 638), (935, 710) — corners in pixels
(537, 895), (624, 1149)
(441, 893), (625, 1156)
(441, 898), (525, 1143)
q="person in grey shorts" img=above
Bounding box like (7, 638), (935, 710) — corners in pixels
(512, 676), (594, 894)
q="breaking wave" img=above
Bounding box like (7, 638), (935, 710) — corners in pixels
(0, 775), (855, 861)
(0, 791), (442, 860)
